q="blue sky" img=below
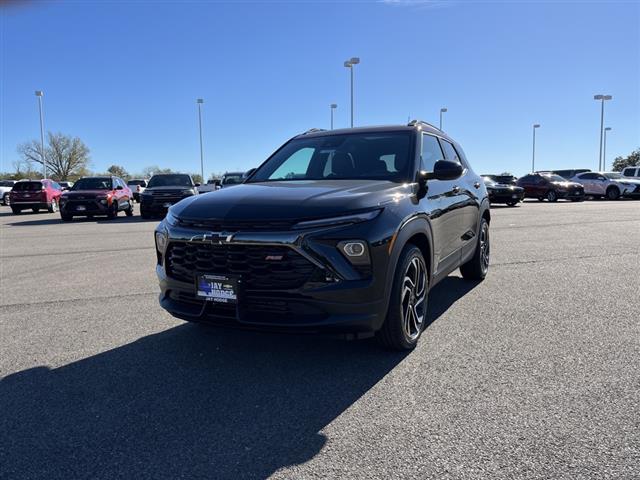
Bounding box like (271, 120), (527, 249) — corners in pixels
(1, 0), (639, 178)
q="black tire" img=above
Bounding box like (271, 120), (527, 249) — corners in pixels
(48, 198), (58, 213)
(11, 206), (21, 215)
(546, 190), (558, 202)
(606, 186), (620, 200)
(32, 207), (40, 213)
(2, 193), (9, 206)
(107, 202), (118, 219)
(376, 245), (428, 351)
(506, 201), (518, 207)
(460, 217), (490, 281)
(60, 213), (73, 222)
(125, 201), (134, 217)
(140, 208), (151, 219)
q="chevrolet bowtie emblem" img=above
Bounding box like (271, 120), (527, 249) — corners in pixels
(190, 232), (234, 243)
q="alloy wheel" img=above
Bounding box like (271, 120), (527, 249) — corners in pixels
(480, 221), (490, 274)
(400, 256), (427, 341)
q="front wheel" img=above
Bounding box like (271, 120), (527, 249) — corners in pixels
(460, 218), (490, 280)
(376, 245), (428, 351)
(2, 193), (9, 206)
(546, 190), (558, 202)
(125, 201), (134, 217)
(606, 186), (620, 200)
(48, 198), (58, 213)
(107, 202), (118, 219)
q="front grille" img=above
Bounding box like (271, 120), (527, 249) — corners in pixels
(166, 242), (316, 289)
(177, 218), (296, 231)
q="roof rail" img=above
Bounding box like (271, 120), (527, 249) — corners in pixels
(301, 128), (327, 135)
(407, 119), (442, 132)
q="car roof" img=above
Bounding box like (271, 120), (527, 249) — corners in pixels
(294, 123), (455, 142)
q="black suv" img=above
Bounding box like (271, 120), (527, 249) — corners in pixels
(154, 122), (491, 350)
(140, 173), (199, 219)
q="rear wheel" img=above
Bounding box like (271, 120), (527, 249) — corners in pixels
(2, 193), (9, 206)
(606, 186), (620, 200)
(376, 245), (428, 351)
(546, 190), (558, 202)
(460, 218), (490, 280)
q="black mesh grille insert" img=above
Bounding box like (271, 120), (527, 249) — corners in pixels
(166, 242), (316, 289)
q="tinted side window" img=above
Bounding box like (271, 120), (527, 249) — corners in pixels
(421, 134), (444, 172)
(580, 173), (597, 180)
(439, 140), (461, 164)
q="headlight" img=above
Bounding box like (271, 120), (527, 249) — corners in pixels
(164, 210), (179, 226)
(155, 231), (168, 252)
(181, 189), (196, 195)
(293, 209), (382, 230)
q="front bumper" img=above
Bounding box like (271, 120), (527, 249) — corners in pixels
(557, 189), (585, 200)
(155, 219), (393, 333)
(622, 185), (640, 198)
(488, 190), (524, 203)
(60, 199), (110, 215)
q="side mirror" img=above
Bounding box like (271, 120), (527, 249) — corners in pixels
(116, 185), (123, 190)
(424, 160), (464, 181)
(195, 183), (201, 187)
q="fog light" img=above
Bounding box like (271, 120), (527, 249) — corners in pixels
(342, 241), (365, 257)
(338, 240), (370, 266)
(155, 231), (167, 252)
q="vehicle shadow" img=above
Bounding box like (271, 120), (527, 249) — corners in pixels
(0, 276), (476, 479)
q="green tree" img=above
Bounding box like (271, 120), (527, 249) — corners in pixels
(17, 132), (91, 180)
(190, 173), (203, 184)
(611, 148), (640, 172)
(107, 164), (129, 178)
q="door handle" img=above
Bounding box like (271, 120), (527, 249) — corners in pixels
(452, 185), (460, 194)
(473, 182), (481, 189)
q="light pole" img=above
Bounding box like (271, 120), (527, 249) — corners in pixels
(197, 98), (204, 183)
(35, 91), (46, 178)
(603, 127), (612, 171)
(594, 94), (612, 171)
(439, 107), (447, 130)
(343, 57), (360, 127)
(531, 124), (540, 173)
(330, 104), (337, 130)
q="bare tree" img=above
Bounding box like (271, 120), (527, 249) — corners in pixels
(107, 164), (129, 178)
(18, 132), (90, 180)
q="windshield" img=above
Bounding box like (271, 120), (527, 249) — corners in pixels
(72, 178), (112, 190)
(13, 181), (43, 191)
(127, 180), (147, 186)
(248, 132), (413, 183)
(543, 174), (567, 182)
(147, 175), (193, 188)
(222, 175), (243, 185)
(604, 173), (622, 180)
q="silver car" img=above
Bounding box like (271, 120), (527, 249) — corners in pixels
(571, 171), (640, 200)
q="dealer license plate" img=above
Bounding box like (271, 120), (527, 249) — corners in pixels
(196, 274), (238, 304)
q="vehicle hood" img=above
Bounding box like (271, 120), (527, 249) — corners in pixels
(172, 180), (410, 221)
(63, 190), (113, 198)
(552, 181), (582, 189)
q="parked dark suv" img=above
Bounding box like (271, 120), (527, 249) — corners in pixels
(140, 173), (199, 219)
(154, 122), (491, 350)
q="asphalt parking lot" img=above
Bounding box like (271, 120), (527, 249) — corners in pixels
(0, 200), (638, 480)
